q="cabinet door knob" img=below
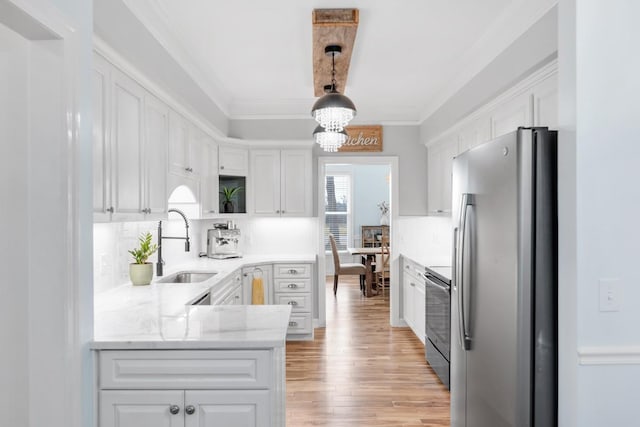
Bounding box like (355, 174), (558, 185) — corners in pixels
(281, 210), (285, 214)
(169, 405), (180, 415)
(106, 207), (114, 213)
(185, 405), (195, 415)
(220, 165), (225, 170)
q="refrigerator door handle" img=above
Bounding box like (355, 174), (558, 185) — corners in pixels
(459, 193), (474, 351)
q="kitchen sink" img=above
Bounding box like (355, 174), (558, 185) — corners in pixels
(157, 271), (217, 284)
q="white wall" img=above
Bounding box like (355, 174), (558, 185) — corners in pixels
(352, 164), (391, 238)
(0, 2), (93, 427)
(559, 1), (640, 425)
(395, 216), (452, 268)
(0, 20), (29, 427)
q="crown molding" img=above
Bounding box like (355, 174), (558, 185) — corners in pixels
(423, 59), (558, 147)
(121, 0), (232, 117)
(419, 0), (559, 123)
(94, 36), (227, 140)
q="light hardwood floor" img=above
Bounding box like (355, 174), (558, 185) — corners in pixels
(286, 276), (450, 426)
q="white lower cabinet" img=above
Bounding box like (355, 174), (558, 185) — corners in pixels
(402, 256), (426, 344)
(242, 265), (273, 305)
(97, 350), (281, 427)
(211, 269), (243, 305)
(99, 389), (270, 427)
(272, 263), (314, 340)
(100, 390), (184, 427)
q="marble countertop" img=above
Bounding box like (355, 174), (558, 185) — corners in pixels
(92, 254), (315, 350)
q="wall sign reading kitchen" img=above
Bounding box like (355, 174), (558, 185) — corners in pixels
(339, 125), (383, 152)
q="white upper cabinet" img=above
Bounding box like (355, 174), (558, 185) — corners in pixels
(533, 75), (558, 129)
(490, 91), (533, 138)
(92, 55), (111, 221)
(168, 111), (201, 178)
(219, 146), (249, 177)
(457, 118), (490, 154)
(111, 68), (145, 221)
(426, 64), (558, 217)
(250, 149), (312, 217)
(427, 136), (458, 215)
(143, 94), (169, 219)
(92, 53), (169, 222)
(251, 150), (281, 215)
(200, 136), (219, 217)
(280, 150), (312, 216)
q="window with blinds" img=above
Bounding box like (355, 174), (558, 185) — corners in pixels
(325, 174), (351, 251)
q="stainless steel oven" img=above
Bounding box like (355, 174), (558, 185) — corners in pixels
(424, 266), (451, 389)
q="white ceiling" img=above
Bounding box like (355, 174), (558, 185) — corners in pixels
(122, 0), (557, 124)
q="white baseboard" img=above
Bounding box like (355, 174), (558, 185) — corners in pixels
(577, 346), (640, 366)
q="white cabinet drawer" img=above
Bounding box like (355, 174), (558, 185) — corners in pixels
(274, 294), (310, 312)
(99, 350), (271, 390)
(287, 313), (312, 334)
(273, 278), (311, 293)
(273, 263), (311, 278)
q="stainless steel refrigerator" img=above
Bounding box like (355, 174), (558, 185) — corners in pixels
(450, 127), (557, 427)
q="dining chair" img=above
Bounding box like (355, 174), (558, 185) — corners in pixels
(375, 237), (391, 295)
(329, 233), (366, 296)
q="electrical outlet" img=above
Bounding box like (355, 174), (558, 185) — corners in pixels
(599, 278), (621, 312)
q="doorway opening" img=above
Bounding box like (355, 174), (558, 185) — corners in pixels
(317, 156), (400, 328)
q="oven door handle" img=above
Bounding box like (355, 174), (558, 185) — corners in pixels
(423, 274), (450, 292)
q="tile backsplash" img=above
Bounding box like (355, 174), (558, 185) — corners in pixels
(93, 217), (318, 294)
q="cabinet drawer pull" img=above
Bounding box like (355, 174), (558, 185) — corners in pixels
(169, 405), (180, 415)
(289, 321), (298, 327)
(288, 269), (298, 274)
(287, 283), (298, 289)
(185, 405), (195, 415)
(287, 301), (298, 306)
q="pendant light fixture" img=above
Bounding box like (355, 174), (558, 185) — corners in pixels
(311, 45), (357, 132)
(313, 125), (348, 153)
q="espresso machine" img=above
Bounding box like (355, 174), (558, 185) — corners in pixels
(206, 222), (242, 259)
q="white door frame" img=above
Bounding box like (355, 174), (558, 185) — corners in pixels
(317, 156), (401, 327)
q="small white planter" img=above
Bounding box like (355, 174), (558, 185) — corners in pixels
(129, 263), (153, 286)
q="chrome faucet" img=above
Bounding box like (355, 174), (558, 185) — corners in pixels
(156, 208), (190, 277)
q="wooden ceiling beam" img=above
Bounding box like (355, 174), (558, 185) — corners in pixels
(312, 9), (359, 97)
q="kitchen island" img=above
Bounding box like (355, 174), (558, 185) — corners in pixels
(92, 255), (315, 427)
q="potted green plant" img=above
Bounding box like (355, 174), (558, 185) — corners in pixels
(128, 232), (158, 286)
(220, 186), (243, 213)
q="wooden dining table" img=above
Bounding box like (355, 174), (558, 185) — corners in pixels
(347, 247), (382, 297)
